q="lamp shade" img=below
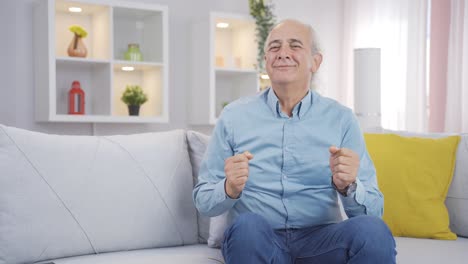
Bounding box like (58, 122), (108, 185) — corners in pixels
(354, 48), (381, 129)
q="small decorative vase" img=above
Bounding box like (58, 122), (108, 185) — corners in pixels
(128, 105), (140, 116)
(67, 34), (87, 58)
(68, 81), (85, 115)
(124, 43), (143, 61)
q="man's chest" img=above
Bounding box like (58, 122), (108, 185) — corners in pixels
(231, 120), (341, 186)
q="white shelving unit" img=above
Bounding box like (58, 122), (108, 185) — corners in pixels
(34, 0), (169, 123)
(190, 12), (260, 125)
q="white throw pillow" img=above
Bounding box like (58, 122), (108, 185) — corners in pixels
(186, 130), (230, 247)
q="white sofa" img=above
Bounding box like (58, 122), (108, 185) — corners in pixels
(0, 124), (466, 264)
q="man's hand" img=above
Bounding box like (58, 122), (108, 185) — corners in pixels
(329, 146), (359, 190)
(224, 151), (254, 199)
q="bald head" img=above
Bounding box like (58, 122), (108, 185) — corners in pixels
(265, 19), (321, 55)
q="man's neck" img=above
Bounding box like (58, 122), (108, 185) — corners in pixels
(272, 84), (309, 117)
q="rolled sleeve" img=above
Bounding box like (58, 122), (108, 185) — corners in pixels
(339, 112), (384, 218)
(192, 109), (238, 217)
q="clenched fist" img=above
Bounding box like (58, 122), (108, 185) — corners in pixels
(224, 151), (254, 199)
(329, 146), (359, 190)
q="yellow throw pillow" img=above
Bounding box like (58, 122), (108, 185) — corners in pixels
(364, 133), (460, 240)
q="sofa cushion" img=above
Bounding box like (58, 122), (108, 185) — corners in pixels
(364, 133), (459, 239)
(186, 130), (211, 243)
(0, 125), (198, 264)
(376, 130), (468, 237)
(395, 237), (468, 264)
(36, 244), (224, 264)
(186, 130), (230, 248)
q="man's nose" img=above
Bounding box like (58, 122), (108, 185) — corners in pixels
(277, 47), (291, 60)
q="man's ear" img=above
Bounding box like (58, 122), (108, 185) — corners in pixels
(310, 53), (323, 73)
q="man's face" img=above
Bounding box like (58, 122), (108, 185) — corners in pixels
(264, 21), (321, 87)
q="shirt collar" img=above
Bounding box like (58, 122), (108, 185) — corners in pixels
(266, 87), (313, 119)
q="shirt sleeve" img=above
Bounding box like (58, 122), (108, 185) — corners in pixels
(192, 110), (240, 217)
(339, 112), (384, 218)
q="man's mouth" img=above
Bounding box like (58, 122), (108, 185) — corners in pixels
(274, 65), (295, 68)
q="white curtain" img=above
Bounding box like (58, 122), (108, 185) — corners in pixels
(445, 0), (468, 133)
(342, 0), (428, 132)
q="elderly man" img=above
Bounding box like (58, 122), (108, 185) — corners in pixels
(193, 19), (396, 264)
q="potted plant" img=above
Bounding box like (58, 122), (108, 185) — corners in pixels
(249, 0), (276, 74)
(121, 85), (148, 116)
(68, 25), (88, 57)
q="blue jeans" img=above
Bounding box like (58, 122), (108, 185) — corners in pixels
(222, 213), (396, 264)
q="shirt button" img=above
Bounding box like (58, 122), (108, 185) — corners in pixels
(283, 174), (288, 179)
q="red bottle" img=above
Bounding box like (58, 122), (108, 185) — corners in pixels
(68, 81), (85, 115)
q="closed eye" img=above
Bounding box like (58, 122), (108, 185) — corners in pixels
(269, 46), (280, 51)
(290, 43), (302, 49)
(289, 39), (304, 49)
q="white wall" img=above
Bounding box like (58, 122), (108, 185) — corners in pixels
(0, 0), (16, 127)
(0, 0), (344, 136)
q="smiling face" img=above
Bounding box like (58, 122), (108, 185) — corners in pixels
(264, 20), (322, 89)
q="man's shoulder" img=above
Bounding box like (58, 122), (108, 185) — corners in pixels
(313, 91), (353, 116)
(222, 90), (267, 115)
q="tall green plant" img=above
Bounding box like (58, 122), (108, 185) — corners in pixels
(249, 0), (276, 73)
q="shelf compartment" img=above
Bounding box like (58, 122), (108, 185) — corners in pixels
(55, 59), (111, 116)
(214, 70), (259, 118)
(213, 15), (257, 70)
(55, 0), (111, 60)
(190, 12), (259, 125)
(112, 63), (163, 118)
(113, 7), (164, 63)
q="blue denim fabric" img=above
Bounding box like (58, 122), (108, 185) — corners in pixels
(222, 213), (396, 264)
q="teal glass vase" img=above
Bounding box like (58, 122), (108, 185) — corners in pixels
(124, 43), (143, 61)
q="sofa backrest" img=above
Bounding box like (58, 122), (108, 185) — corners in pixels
(447, 134), (468, 237)
(0, 125), (199, 264)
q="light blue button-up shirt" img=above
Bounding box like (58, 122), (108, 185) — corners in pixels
(193, 88), (383, 230)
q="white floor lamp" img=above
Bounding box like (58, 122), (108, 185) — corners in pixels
(354, 48), (382, 130)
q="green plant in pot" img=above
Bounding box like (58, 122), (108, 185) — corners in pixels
(249, 0), (276, 74)
(121, 85), (148, 116)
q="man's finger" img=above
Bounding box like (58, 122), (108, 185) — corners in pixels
(331, 156), (354, 166)
(244, 151), (254, 160)
(232, 162), (249, 170)
(230, 168), (249, 178)
(333, 172), (353, 182)
(228, 153), (249, 163)
(332, 164), (352, 174)
(333, 148), (357, 158)
(329, 146), (339, 155)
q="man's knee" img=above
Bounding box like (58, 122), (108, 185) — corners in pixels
(348, 216), (396, 259)
(354, 215), (393, 239)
